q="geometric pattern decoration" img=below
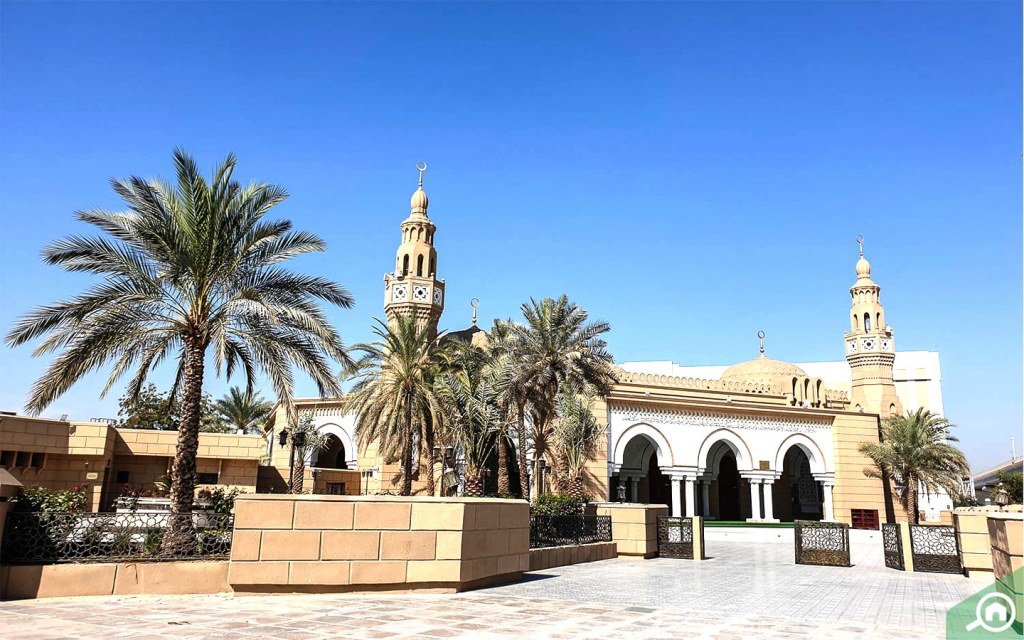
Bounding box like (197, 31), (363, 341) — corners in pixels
(793, 520), (851, 567)
(612, 406), (832, 434)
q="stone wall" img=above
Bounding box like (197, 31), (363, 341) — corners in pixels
(228, 494), (529, 593)
(529, 542), (617, 571)
(593, 503), (668, 558)
(0, 562), (229, 600)
(988, 513), (1023, 628)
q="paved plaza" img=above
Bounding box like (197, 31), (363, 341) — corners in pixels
(0, 538), (984, 640)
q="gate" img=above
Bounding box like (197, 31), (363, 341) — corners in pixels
(658, 516), (700, 559)
(794, 520), (851, 567)
(881, 523), (904, 570)
(909, 524), (962, 574)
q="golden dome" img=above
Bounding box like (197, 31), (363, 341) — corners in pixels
(720, 354), (807, 389)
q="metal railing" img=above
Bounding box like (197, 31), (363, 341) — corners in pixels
(794, 520), (851, 567)
(2, 512), (234, 565)
(529, 515), (612, 548)
(881, 522), (904, 570)
(909, 524), (962, 574)
(657, 516), (700, 559)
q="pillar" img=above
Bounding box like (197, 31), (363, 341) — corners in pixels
(701, 480), (711, 518)
(747, 478), (762, 522)
(822, 481), (835, 522)
(670, 476), (682, 516)
(685, 477), (696, 517)
(629, 477), (639, 503)
(761, 480), (777, 522)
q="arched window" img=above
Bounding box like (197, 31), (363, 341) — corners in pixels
(853, 315), (859, 330)
(876, 313), (881, 330)
(402, 254), (409, 275)
(429, 256), (436, 277)
(864, 313), (872, 332)
(417, 255), (424, 276)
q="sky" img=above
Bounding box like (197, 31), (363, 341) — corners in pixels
(0, 2), (1020, 470)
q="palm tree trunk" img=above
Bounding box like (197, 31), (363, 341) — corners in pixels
(497, 428), (510, 495)
(292, 452), (305, 494)
(909, 475), (920, 525)
(163, 341), (205, 553)
(401, 399), (414, 496)
(464, 468), (485, 497)
(516, 402), (530, 499)
(425, 425), (436, 496)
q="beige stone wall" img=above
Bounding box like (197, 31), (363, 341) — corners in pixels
(594, 503), (668, 558)
(529, 542), (617, 571)
(307, 468), (362, 495)
(114, 429), (264, 460)
(988, 514), (1024, 627)
(830, 412), (888, 526)
(228, 495), (529, 593)
(0, 562), (230, 600)
(954, 509), (997, 575)
(582, 397), (610, 501)
(5, 454), (109, 511)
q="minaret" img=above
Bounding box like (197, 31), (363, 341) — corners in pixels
(844, 237), (901, 418)
(383, 162), (445, 336)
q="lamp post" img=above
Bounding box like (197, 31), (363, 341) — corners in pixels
(994, 482), (1010, 509)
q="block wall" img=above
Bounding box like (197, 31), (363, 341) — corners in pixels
(594, 502), (668, 558)
(830, 412), (888, 526)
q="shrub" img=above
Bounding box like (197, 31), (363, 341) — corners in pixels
(196, 487), (243, 514)
(532, 492), (591, 516)
(13, 486), (88, 513)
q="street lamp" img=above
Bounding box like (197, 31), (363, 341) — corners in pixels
(994, 482), (1010, 508)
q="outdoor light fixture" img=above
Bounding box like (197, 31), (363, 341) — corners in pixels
(994, 483), (1010, 508)
(617, 484), (627, 502)
(292, 431), (306, 448)
(278, 429), (289, 446)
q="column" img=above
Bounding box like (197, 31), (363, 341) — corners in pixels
(701, 480), (711, 518)
(685, 477), (696, 517)
(629, 477), (639, 503)
(747, 478), (762, 521)
(822, 481), (835, 521)
(670, 476), (682, 517)
(762, 480), (777, 522)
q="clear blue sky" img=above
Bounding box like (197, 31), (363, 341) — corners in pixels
(1, 2), (1020, 470)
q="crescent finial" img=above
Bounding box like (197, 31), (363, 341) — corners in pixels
(416, 161), (427, 188)
(757, 330), (766, 356)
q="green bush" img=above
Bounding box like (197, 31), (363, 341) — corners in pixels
(13, 486), (88, 513)
(532, 493), (591, 516)
(197, 487), (243, 514)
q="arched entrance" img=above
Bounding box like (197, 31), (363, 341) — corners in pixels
(614, 431), (667, 503)
(776, 445), (822, 521)
(703, 438), (748, 521)
(716, 451), (742, 520)
(316, 434), (348, 469)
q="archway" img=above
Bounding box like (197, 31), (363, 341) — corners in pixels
(647, 452), (671, 507)
(614, 432), (664, 503)
(315, 434), (348, 469)
(704, 439), (746, 521)
(776, 445), (822, 521)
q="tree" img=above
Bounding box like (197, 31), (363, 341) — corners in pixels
(215, 386), (273, 434)
(345, 317), (444, 496)
(285, 412), (331, 493)
(434, 341), (502, 497)
(6, 149), (352, 551)
(553, 388), (601, 500)
(503, 296), (616, 498)
(859, 408), (969, 524)
(996, 470), (1023, 504)
(118, 383), (228, 433)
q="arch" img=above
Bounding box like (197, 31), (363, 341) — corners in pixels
(773, 433), (827, 474)
(852, 314), (859, 330)
(815, 379), (823, 406)
(802, 378), (810, 404)
(416, 254), (424, 276)
(402, 254), (409, 275)
(429, 256), (436, 277)
(697, 428), (753, 471)
(612, 423), (673, 468)
(864, 313), (872, 332)
(315, 422), (356, 468)
(876, 312), (881, 330)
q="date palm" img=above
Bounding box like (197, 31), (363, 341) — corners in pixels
(505, 296), (616, 497)
(5, 149), (352, 550)
(859, 408), (969, 525)
(286, 412), (332, 493)
(215, 386), (273, 434)
(345, 316), (444, 496)
(553, 388), (601, 500)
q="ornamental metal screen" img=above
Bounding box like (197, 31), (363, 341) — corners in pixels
(657, 516), (699, 559)
(881, 523), (904, 570)
(794, 520), (851, 567)
(909, 524), (962, 574)
(2, 512), (234, 564)
(529, 515), (612, 549)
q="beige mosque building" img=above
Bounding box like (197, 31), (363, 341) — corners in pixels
(256, 167), (949, 528)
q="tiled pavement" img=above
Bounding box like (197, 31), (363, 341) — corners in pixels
(0, 539), (983, 639)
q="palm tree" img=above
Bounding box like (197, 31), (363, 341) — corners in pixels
(286, 412), (331, 493)
(215, 386), (273, 434)
(505, 296), (617, 497)
(5, 149), (352, 550)
(859, 408), (969, 525)
(434, 342), (501, 497)
(345, 316), (444, 496)
(553, 388), (602, 500)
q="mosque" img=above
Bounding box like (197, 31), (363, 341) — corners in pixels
(260, 166), (949, 528)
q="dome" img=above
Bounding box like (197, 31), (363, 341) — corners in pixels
(855, 255), (871, 278)
(410, 187), (429, 213)
(720, 354), (807, 389)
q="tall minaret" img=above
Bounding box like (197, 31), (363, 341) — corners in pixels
(383, 162), (445, 337)
(844, 236), (902, 418)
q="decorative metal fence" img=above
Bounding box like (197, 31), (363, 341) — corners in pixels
(529, 515), (612, 548)
(881, 522), (904, 570)
(1, 512), (234, 565)
(794, 520), (851, 567)
(657, 516), (699, 559)
(909, 524), (962, 574)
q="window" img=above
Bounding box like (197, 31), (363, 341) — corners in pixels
(402, 254), (409, 275)
(0, 450), (14, 468)
(326, 482), (346, 495)
(864, 313), (872, 332)
(29, 452), (46, 469)
(416, 255), (424, 276)
(196, 472), (219, 484)
(116, 470), (130, 484)
(851, 509), (879, 530)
